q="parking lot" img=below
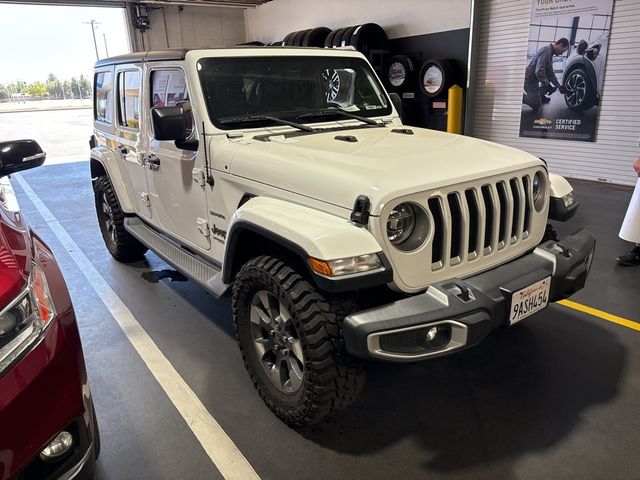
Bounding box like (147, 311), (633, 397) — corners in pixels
(0, 107), (92, 165)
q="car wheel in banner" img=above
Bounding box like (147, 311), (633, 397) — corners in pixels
(384, 55), (415, 92)
(564, 67), (597, 112)
(418, 59), (454, 97)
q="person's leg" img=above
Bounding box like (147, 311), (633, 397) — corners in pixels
(616, 244), (640, 266)
(523, 79), (541, 109)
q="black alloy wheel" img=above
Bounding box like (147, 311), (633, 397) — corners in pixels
(94, 176), (148, 262)
(233, 255), (366, 426)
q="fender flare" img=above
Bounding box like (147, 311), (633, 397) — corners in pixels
(90, 146), (135, 214)
(222, 196), (392, 292)
(548, 173), (579, 222)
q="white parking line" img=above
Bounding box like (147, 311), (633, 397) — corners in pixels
(14, 173), (260, 480)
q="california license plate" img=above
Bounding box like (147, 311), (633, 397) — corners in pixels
(509, 277), (551, 325)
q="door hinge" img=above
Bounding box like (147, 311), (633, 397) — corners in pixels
(192, 168), (206, 187)
(140, 192), (151, 207)
(196, 218), (210, 237)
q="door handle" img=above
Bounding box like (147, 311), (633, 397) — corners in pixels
(147, 154), (160, 169)
(115, 144), (129, 155)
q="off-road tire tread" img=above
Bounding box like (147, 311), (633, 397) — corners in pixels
(94, 176), (148, 262)
(232, 255), (366, 426)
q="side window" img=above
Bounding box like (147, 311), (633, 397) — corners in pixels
(117, 70), (141, 129)
(94, 71), (113, 124)
(150, 70), (189, 108)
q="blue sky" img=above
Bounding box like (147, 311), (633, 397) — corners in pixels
(0, 4), (130, 84)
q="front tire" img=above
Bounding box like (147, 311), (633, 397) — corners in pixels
(93, 176), (148, 262)
(232, 255), (365, 426)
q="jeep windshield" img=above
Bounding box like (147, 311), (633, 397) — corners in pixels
(196, 55), (392, 130)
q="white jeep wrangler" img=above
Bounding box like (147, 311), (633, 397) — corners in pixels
(90, 47), (595, 426)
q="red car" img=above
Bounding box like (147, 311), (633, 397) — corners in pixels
(0, 140), (99, 480)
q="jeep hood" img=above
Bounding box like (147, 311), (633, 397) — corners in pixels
(224, 126), (543, 215)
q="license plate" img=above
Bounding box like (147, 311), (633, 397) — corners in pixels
(509, 277), (551, 325)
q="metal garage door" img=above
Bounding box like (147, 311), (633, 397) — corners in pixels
(467, 0), (640, 186)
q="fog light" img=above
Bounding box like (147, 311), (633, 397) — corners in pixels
(426, 327), (438, 342)
(40, 431), (73, 461)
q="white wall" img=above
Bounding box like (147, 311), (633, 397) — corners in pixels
(244, 0), (472, 43)
(129, 5), (245, 51)
(468, 0), (640, 186)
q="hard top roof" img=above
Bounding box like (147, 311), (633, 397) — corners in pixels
(94, 49), (189, 68)
(94, 46), (359, 68)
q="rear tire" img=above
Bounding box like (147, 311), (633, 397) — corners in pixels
(232, 255), (366, 426)
(94, 176), (148, 262)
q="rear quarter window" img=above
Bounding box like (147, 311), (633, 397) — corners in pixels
(94, 71), (113, 124)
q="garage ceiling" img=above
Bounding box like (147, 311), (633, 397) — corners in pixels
(0, 0), (272, 7)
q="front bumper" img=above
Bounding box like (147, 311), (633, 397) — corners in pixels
(344, 229), (596, 361)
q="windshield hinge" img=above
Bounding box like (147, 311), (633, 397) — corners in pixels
(350, 195), (371, 226)
(226, 132), (244, 140)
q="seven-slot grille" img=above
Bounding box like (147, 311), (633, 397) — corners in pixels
(427, 174), (535, 271)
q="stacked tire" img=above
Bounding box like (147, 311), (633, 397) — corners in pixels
(324, 23), (388, 59)
(282, 27), (331, 47)
(280, 23), (389, 59)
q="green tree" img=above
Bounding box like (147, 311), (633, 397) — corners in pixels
(46, 73), (63, 98)
(70, 77), (82, 99)
(79, 74), (92, 98)
(0, 84), (8, 101)
(8, 81), (27, 95)
(27, 81), (47, 98)
(62, 80), (71, 99)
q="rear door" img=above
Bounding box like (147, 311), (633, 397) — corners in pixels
(144, 66), (210, 251)
(114, 65), (152, 219)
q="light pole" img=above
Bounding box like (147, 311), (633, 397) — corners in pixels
(82, 19), (101, 60)
(103, 33), (109, 58)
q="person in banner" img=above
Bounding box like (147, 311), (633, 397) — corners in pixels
(522, 38), (570, 110)
(616, 159), (640, 266)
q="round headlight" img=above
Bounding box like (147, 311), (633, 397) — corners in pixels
(533, 172), (542, 201)
(387, 203), (416, 245)
(532, 171), (547, 212)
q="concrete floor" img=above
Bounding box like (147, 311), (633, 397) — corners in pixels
(10, 160), (640, 480)
(0, 108), (92, 164)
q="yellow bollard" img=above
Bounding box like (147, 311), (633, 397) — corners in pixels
(447, 84), (463, 134)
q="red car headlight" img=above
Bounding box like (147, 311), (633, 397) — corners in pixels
(0, 263), (56, 374)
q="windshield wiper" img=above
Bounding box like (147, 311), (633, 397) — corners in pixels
(297, 107), (380, 126)
(219, 115), (314, 132)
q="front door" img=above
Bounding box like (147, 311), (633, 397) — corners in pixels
(144, 67), (210, 251)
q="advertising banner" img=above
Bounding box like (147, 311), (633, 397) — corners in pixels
(519, 0), (613, 142)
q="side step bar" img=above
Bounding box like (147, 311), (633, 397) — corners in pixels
(124, 217), (230, 298)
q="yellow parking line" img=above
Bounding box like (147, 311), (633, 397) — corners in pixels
(557, 299), (640, 332)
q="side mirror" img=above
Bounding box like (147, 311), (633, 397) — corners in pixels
(151, 106), (189, 141)
(0, 140), (46, 177)
(388, 92), (404, 122)
(576, 40), (588, 55)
